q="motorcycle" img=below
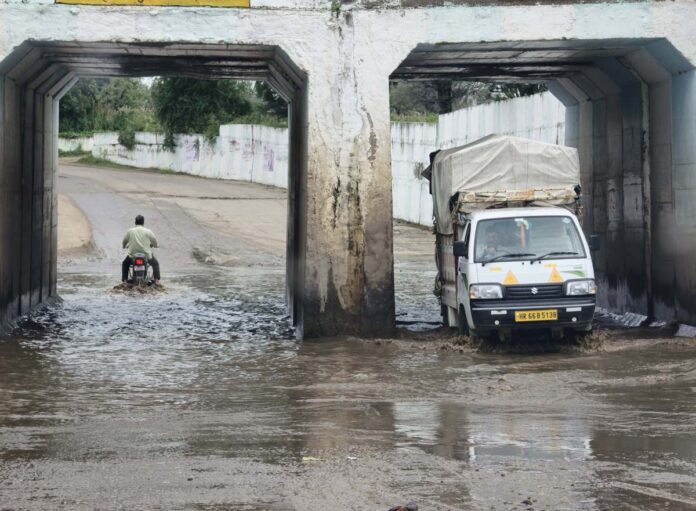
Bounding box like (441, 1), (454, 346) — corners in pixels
(128, 252), (154, 286)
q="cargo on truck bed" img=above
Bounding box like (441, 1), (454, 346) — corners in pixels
(425, 134), (582, 235)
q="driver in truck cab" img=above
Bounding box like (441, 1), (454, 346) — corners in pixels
(122, 214), (161, 283)
(479, 226), (500, 260)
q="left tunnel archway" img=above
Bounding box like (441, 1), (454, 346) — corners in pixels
(0, 41), (312, 334)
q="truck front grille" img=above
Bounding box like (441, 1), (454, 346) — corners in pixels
(505, 284), (563, 299)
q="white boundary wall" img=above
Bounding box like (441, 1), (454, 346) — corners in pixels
(391, 122), (438, 226)
(391, 91), (565, 225)
(90, 124), (289, 189)
(70, 91), (565, 226)
(58, 136), (94, 153)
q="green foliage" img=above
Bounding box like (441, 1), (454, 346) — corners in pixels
(59, 80), (100, 133)
(389, 80), (549, 118)
(390, 112), (438, 124)
(390, 81), (440, 116)
(152, 78), (287, 142)
(163, 132), (176, 152)
(59, 131), (95, 139)
(118, 130), (137, 150)
(152, 77), (253, 140)
(253, 82), (288, 118)
(62, 77), (288, 149)
(59, 78), (159, 135)
(58, 144), (89, 157)
(234, 112), (288, 128)
(452, 82), (548, 109)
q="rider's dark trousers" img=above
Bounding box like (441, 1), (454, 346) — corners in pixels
(122, 256), (161, 281)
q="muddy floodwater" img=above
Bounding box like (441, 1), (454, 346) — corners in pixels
(1, 162), (696, 510)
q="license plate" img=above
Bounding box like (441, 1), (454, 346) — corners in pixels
(135, 266), (145, 271)
(515, 309), (558, 322)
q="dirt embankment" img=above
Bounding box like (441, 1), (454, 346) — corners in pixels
(57, 194), (93, 254)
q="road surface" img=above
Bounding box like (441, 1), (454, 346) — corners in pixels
(0, 160), (694, 510)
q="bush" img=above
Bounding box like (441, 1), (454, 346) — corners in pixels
(60, 131), (94, 139)
(390, 112), (438, 124)
(163, 132), (176, 152)
(118, 130), (137, 150)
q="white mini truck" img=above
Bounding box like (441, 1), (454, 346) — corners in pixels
(426, 135), (599, 339)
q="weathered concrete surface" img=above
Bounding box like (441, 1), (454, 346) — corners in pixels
(2, 0), (696, 335)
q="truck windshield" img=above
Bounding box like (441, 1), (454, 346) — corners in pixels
(474, 215), (586, 263)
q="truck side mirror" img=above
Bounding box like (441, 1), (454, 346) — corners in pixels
(453, 240), (468, 258)
(589, 234), (601, 251)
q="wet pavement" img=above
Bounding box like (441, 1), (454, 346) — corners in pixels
(1, 164), (696, 510)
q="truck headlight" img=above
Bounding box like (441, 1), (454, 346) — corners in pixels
(565, 279), (597, 296)
(469, 284), (503, 300)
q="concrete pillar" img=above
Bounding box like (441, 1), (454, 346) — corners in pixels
(594, 59), (651, 315)
(296, 20), (395, 338)
(553, 78), (594, 237)
(670, 70), (696, 324)
(0, 75), (21, 326)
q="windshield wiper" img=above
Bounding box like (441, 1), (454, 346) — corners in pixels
(531, 251), (579, 263)
(481, 252), (536, 266)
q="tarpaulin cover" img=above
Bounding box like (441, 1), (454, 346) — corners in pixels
(427, 135), (580, 235)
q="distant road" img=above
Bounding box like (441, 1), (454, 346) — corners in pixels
(58, 159), (289, 272)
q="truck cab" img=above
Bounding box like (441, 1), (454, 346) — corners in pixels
(451, 207), (597, 339)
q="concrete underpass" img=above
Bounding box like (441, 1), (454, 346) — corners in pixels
(3, 2), (696, 509)
(2, 1), (696, 337)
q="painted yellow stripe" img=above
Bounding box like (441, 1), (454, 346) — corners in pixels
(57, 0), (249, 7)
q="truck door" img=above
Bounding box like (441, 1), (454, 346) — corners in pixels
(456, 222), (471, 310)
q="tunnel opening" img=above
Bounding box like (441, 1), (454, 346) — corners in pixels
(389, 38), (696, 327)
(0, 41), (308, 336)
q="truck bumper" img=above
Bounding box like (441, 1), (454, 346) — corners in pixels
(470, 297), (595, 330)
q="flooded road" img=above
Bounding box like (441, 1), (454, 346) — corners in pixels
(1, 162), (695, 510)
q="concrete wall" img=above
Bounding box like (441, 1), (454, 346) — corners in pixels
(90, 125), (289, 189)
(390, 122), (438, 226)
(391, 92), (566, 225)
(58, 135), (93, 153)
(439, 92), (566, 148)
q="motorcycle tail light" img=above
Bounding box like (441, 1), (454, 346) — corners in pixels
(135, 258), (145, 265)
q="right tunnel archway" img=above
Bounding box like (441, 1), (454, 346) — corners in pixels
(391, 38), (695, 324)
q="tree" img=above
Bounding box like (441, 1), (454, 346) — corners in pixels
(59, 78), (157, 135)
(254, 82), (287, 118)
(390, 80), (548, 118)
(151, 77), (253, 140)
(390, 81), (440, 116)
(94, 78), (156, 132)
(59, 79), (102, 133)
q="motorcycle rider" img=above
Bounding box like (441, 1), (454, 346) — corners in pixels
(122, 214), (161, 283)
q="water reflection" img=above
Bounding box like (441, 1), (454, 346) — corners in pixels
(1, 269), (696, 509)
